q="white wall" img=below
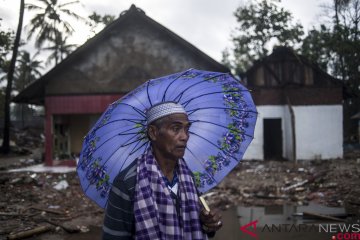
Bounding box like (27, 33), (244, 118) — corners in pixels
(243, 105), (343, 160)
(295, 105), (343, 160)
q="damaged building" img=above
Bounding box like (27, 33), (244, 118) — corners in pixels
(14, 6), (344, 164)
(243, 47), (343, 161)
(13, 5), (228, 165)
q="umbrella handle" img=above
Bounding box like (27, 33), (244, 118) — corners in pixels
(199, 196), (210, 212)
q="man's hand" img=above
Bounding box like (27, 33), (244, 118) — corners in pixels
(199, 208), (222, 233)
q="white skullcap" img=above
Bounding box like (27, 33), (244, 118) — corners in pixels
(146, 102), (187, 125)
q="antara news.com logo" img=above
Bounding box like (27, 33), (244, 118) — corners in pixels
(240, 220), (360, 239)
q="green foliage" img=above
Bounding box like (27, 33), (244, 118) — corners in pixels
(220, 48), (233, 74)
(25, 0), (84, 48)
(2, 0), (25, 154)
(41, 32), (77, 65)
(14, 50), (43, 91)
(0, 20), (14, 76)
(227, 0), (359, 142)
(0, 87), (5, 119)
(300, 0), (360, 98)
(226, 0), (304, 74)
(88, 12), (115, 26)
(87, 12), (116, 35)
(301, 25), (332, 72)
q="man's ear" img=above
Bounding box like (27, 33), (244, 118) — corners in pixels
(148, 125), (158, 141)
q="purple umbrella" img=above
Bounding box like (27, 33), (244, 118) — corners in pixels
(77, 69), (257, 208)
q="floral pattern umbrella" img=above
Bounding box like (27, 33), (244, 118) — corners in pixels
(77, 69), (257, 208)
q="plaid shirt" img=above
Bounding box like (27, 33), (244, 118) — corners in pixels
(102, 149), (208, 240)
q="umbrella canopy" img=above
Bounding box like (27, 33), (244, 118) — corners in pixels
(77, 69), (257, 208)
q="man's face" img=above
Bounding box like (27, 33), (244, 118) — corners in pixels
(150, 113), (191, 161)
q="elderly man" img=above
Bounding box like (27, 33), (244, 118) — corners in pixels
(102, 102), (222, 240)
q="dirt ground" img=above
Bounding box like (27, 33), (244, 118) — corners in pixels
(208, 152), (360, 213)
(0, 150), (360, 240)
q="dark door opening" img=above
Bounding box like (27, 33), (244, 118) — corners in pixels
(264, 118), (283, 160)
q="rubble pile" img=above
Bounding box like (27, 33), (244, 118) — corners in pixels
(0, 171), (103, 239)
(12, 127), (44, 156)
(207, 157), (360, 214)
(0, 152), (359, 239)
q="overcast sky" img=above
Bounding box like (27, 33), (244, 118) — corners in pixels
(1, 0), (332, 64)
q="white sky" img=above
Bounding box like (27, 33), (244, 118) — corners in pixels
(1, 0), (332, 64)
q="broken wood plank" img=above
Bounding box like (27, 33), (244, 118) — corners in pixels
(0, 212), (20, 216)
(29, 206), (65, 215)
(282, 180), (308, 191)
(303, 211), (345, 222)
(282, 171), (327, 192)
(254, 194), (288, 199)
(7, 225), (52, 240)
(40, 218), (80, 233)
(293, 212), (349, 218)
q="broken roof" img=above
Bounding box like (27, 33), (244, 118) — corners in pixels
(14, 4), (228, 105)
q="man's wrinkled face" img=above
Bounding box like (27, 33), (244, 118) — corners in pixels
(149, 113), (191, 160)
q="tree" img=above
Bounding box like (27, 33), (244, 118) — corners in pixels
(0, 20), (14, 77)
(300, 0), (360, 142)
(224, 0), (306, 160)
(86, 12), (115, 38)
(301, 25), (334, 72)
(0, 21), (8, 118)
(87, 12), (115, 30)
(12, 51), (43, 128)
(332, 0), (360, 143)
(220, 48), (233, 74)
(224, 0), (304, 75)
(14, 50), (43, 91)
(25, 0), (84, 48)
(302, 0), (359, 88)
(42, 32), (77, 65)
(2, 0), (25, 154)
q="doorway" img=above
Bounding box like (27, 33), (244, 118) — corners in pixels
(263, 118), (283, 160)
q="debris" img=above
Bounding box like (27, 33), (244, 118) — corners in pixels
(1, 150), (360, 239)
(207, 157), (360, 209)
(307, 192), (325, 201)
(293, 212), (349, 218)
(10, 178), (23, 184)
(43, 219), (81, 233)
(7, 225), (52, 240)
(295, 187), (305, 192)
(29, 206), (66, 215)
(254, 194), (288, 199)
(53, 180), (69, 190)
(0, 168), (104, 239)
(19, 159), (35, 164)
(282, 180), (309, 192)
(302, 211), (346, 222)
(282, 171), (327, 192)
(48, 205), (60, 209)
(79, 225), (90, 233)
(0, 212), (21, 216)
(323, 182), (338, 188)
